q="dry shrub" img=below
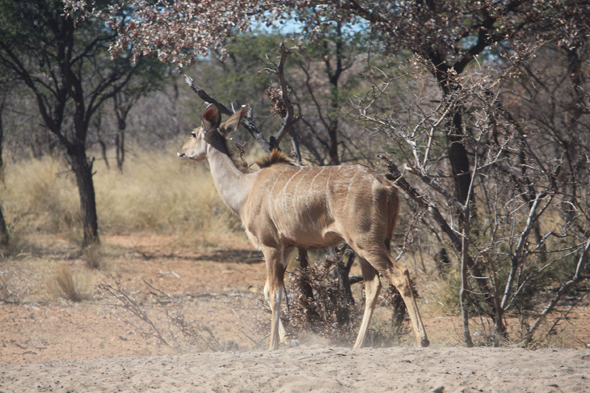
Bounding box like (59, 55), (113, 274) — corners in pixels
(167, 310), (239, 352)
(98, 278), (239, 352)
(47, 265), (94, 302)
(287, 259), (361, 345)
(0, 265), (32, 304)
(285, 252), (412, 347)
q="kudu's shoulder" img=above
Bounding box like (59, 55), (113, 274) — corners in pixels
(255, 149), (292, 169)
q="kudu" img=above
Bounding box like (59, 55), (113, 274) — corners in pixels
(178, 104), (429, 350)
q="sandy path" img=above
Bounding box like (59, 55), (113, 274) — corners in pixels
(1, 346), (589, 393)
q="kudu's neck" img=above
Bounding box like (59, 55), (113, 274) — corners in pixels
(206, 132), (254, 216)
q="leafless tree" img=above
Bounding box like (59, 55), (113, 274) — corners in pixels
(355, 41), (589, 345)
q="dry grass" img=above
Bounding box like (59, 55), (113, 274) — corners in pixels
(0, 147), (244, 250)
(1, 155), (81, 245)
(94, 145), (244, 247)
(47, 265), (94, 302)
(83, 244), (104, 270)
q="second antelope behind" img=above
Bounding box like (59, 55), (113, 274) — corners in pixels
(178, 104), (429, 350)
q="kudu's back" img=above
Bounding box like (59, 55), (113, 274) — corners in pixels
(241, 161), (400, 251)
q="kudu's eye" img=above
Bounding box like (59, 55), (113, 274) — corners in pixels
(191, 132), (197, 138)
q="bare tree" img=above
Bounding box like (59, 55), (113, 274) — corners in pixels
(0, 1), (152, 246)
(355, 40), (589, 345)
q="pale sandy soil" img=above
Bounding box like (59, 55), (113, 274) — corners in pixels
(1, 235), (589, 392)
(2, 346), (590, 393)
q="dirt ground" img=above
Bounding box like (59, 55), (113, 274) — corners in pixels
(1, 235), (590, 392)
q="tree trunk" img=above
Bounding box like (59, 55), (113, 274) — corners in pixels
(447, 108), (473, 207)
(0, 97), (5, 183)
(116, 130), (125, 172)
(0, 204), (8, 247)
(297, 247), (314, 300)
(0, 98), (6, 247)
(66, 143), (99, 247)
(113, 93), (131, 172)
(338, 251), (356, 305)
(325, 22), (343, 166)
(327, 126), (339, 165)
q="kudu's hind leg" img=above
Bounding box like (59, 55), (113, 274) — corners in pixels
(353, 258), (382, 349)
(386, 263), (430, 347)
(356, 249), (429, 347)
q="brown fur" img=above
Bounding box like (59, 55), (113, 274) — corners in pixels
(255, 149), (292, 168)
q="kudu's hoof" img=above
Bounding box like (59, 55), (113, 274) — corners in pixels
(421, 338), (430, 347)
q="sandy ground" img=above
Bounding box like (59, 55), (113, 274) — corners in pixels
(1, 346), (589, 392)
(1, 235), (590, 392)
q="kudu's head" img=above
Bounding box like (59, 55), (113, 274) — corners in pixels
(177, 104), (249, 162)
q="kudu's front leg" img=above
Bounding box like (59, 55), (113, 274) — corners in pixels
(353, 258), (382, 349)
(262, 247), (288, 350)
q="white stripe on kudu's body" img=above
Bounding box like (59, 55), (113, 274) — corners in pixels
(178, 105), (429, 350)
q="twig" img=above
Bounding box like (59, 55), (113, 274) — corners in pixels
(539, 292), (588, 345)
(98, 279), (170, 346)
(142, 279), (174, 300)
(184, 75), (232, 115)
(240, 330), (259, 345)
(230, 138), (248, 165)
(250, 334), (270, 350)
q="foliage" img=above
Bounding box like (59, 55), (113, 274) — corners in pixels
(67, 1), (589, 68)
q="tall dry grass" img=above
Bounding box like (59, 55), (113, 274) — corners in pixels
(1, 155), (80, 246)
(94, 145), (243, 244)
(0, 146), (243, 249)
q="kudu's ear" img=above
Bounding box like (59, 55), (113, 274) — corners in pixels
(218, 105), (249, 136)
(201, 104), (221, 131)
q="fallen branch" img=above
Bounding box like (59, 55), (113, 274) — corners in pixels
(143, 279), (174, 300)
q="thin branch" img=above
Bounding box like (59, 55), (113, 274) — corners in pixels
(501, 191), (551, 311)
(184, 75), (272, 153)
(184, 75), (233, 115)
(526, 236), (590, 342)
(269, 43), (303, 164)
